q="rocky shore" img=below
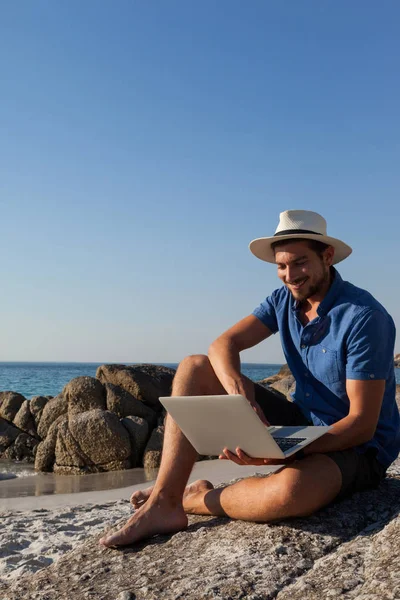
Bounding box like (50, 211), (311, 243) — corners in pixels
(0, 363), (298, 476)
(0, 364), (176, 475)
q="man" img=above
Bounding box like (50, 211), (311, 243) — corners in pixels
(100, 209), (399, 548)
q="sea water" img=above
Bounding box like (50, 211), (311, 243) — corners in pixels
(0, 362), (283, 400)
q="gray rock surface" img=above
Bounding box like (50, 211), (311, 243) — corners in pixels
(258, 364), (296, 401)
(29, 395), (49, 429)
(143, 424), (165, 470)
(53, 409), (131, 474)
(2, 463), (399, 600)
(0, 391), (26, 422)
(65, 377), (106, 416)
(105, 383), (158, 427)
(2, 432), (39, 462)
(96, 364), (175, 411)
(0, 418), (21, 453)
(13, 400), (39, 439)
(121, 416), (149, 467)
(37, 394), (68, 439)
(394, 353), (400, 368)
(34, 415), (68, 472)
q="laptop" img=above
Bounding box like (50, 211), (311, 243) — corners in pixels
(159, 394), (331, 459)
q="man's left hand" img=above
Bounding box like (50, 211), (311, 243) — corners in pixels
(219, 447), (293, 466)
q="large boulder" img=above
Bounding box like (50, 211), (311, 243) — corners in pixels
(143, 424), (165, 470)
(13, 400), (39, 439)
(2, 433), (39, 463)
(34, 415), (67, 472)
(96, 364), (175, 411)
(0, 391), (26, 422)
(121, 416), (149, 467)
(64, 377), (106, 416)
(3, 465), (400, 600)
(0, 418), (21, 454)
(37, 394), (68, 440)
(53, 409), (131, 474)
(105, 383), (158, 427)
(29, 396), (50, 429)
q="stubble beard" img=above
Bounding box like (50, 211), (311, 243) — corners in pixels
(288, 266), (330, 302)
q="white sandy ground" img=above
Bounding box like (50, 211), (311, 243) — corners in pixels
(0, 461), (280, 584)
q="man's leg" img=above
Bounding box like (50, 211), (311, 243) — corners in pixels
(183, 454), (342, 520)
(100, 354), (226, 547)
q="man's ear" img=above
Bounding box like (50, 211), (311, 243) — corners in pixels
(324, 245), (335, 266)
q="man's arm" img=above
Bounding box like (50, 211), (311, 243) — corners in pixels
(303, 378), (385, 455)
(208, 315), (273, 406)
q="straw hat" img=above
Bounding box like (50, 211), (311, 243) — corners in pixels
(249, 209), (352, 265)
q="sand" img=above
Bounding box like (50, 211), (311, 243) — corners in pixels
(0, 461), (279, 585)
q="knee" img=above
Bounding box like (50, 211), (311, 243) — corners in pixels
(271, 470), (303, 515)
(177, 354), (211, 374)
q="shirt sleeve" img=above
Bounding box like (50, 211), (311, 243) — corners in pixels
(252, 293), (279, 333)
(345, 309), (396, 380)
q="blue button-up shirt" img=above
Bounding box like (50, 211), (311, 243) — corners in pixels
(253, 268), (400, 468)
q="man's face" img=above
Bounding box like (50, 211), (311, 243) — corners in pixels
(274, 240), (334, 302)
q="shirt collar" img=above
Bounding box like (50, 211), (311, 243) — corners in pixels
(290, 267), (343, 316)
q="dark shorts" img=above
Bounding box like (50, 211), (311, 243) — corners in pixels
(254, 383), (387, 500)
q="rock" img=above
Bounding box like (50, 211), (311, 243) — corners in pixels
(13, 400), (39, 439)
(34, 415), (67, 472)
(53, 459), (131, 476)
(96, 364), (175, 411)
(394, 353), (400, 368)
(105, 383), (157, 427)
(37, 394), (68, 440)
(64, 377), (106, 416)
(0, 418), (21, 453)
(121, 416), (149, 467)
(55, 419), (90, 468)
(0, 391), (26, 422)
(258, 364), (296, 401)
(396, 384), (400, 410)
(3, 467), (400, 600)
(54, 409), (131, 474)
(2, 433), (39, 462)
(143, 424), (164, 470)
(29, 396), (49, 429)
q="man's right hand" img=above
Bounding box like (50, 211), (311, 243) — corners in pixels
(231, 376), (270, 427)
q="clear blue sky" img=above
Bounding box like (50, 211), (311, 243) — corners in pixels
(1, 1), (399, 363)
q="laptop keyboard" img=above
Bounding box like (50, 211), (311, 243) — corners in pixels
(272, 437), (307, 452)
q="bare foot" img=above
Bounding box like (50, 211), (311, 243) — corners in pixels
(99, 500), (188, 548)
(130, 479), (214, 510)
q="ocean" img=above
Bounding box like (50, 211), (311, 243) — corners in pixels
(0, 362), (284, 399)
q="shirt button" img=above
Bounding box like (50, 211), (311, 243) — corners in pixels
(301, 344), (306, 349)
(369, 374), (375, 379)
(305, 393), (310, 397)
(322, 348), (326, 353)
(304, 372), (309, 377)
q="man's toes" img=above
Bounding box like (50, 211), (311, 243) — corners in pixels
(99, 527), (131, 548)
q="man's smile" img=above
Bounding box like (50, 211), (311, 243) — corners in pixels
(287, 277), (308, 290)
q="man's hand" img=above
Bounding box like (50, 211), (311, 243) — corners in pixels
(219, 447), (292, 466)
(230, 376), (271, 427)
